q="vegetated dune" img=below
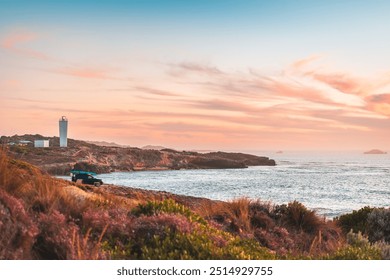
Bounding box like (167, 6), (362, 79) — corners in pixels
(1, 149), (389, 260)
(2, 135), (276, 175)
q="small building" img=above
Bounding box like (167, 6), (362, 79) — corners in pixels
(34, 140), (50, 148)
(18, 140), (32, 146)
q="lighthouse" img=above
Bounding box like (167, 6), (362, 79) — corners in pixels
(59, 116), (68, 147)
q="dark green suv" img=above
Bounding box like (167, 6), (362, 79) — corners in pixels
(71, 171), (103, 187)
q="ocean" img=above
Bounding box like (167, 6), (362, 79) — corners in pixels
(60, 151), (390, 218)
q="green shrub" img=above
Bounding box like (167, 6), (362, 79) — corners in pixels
(132, 199), (207, 225)
(114, 200), (276, 260)
(140, 227), (275, 260)
(335, 206), (374, 234)
(366, 208), (390, 243)
(324, 231), (381, 260)
(375, 241), (390, 260)
(10, 145), (29, 155)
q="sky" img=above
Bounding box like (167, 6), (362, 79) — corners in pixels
(1, 0), (390, 151)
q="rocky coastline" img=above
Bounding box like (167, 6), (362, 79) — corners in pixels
(1, 134), (276, 175)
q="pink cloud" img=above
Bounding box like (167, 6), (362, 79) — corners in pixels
(289, 55), (369, 96)
(134, 86), (180, 97)
(168, 61), (224, 78)
(290, 54), (323, 70)
(365, 93), (390, 117)
(56, 67), (109, 79)
(306, 71), (366, 95)
(0, 31), (49, 60)
(50, 66), (127, 80)
(262, 78), (339, 106)
(1, 32), (36, 48)
(366, 93), (390, 104)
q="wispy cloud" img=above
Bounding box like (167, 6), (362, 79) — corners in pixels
(134, 86), (180, 97)
(289, 54), (324, 70)
(5, 97), (56, 104)
(161, 57), (390, 134)
(365, 93), (390, 117)
(167, 61), (224, 77)
(178, 62), (223, 75)
(0, 30), (49, 60)
(188, 99), (264, 113)
(366, 93), (390, 104)
(52, 67), (113, 79)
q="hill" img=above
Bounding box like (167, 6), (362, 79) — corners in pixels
(142, 145), (167, 150)
(1, 135), (276, 175)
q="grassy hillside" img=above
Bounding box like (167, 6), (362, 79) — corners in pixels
(0, 149), (389, 259)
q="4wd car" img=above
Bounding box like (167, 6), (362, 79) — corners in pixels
(71, 172), (103, 187)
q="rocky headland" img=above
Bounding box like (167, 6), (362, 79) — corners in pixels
(1, 134), (276, 175)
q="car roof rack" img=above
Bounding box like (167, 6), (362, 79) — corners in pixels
(70, 170), (97, 176)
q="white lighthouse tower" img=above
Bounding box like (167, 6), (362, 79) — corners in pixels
(59, 116), (68, 147)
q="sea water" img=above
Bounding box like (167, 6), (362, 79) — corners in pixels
(61, 151), (390, 218)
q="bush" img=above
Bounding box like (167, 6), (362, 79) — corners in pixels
(251, 211), (275, 229)
(111, 200), (276, 260)
(276, 201), (323, 233)
(325, 231), (381, 260)
(375, 241), (390, 260)
(0, 189), (38, 259)
(254, 226), (293, 255)
(335, 206), (374, 234)
(132, 199), (206, 225)
(82, 207), (131, 239)
(139, 224), (275, 260)
(366, 208), (390, 243)
(32, 211), (78, 259)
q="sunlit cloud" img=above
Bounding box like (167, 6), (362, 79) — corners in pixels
(167, 61), (224, 78)
(289, 54), (324, 70)
(51, 66), (117, 80)
(0, 30), (49, 60)
(134, 86), (180, 97)
(367, 93), (390, 104)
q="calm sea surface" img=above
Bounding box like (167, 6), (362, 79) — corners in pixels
(60, 151), (390, 218)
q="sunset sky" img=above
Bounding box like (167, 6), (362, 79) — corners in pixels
(1, 0), (390, 151)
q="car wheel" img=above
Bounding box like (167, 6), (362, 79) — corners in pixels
(94, 182), (101, 187)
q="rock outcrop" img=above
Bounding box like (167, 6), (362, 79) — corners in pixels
(2, 134), (276, 175)
(364, 149), (387, 155)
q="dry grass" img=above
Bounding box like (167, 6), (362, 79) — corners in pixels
(71, 225), (108, 260)
(198, 198), (271, 233)
(308, 221), (343, 256)
(0, 148), (66, 213)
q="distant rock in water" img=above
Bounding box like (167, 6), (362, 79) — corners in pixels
(276, 151), (283, 154)
(364, 149), (387, 154)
